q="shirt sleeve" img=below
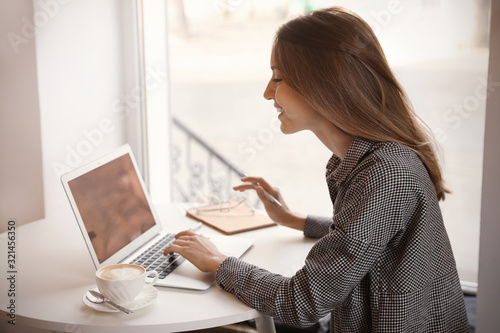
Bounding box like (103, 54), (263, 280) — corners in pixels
(216, 161), (415, 327)
(303, 215), (333, 238)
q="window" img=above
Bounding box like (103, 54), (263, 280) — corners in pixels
(166, 0), (489, 288)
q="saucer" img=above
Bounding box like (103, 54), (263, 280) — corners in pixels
(83, 286), (158, 313)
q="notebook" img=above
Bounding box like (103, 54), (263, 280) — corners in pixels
(61, 144), (254, 290)
(186, 203), (277, 235)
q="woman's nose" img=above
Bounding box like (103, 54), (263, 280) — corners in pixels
(263, 80), (274, 100)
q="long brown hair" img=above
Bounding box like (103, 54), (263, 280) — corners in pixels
(273, 7), (449, 200)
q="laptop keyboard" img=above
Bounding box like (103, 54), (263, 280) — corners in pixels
(130, 233), (186, 279)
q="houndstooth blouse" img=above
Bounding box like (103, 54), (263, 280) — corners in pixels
(216, 138), (470, 332)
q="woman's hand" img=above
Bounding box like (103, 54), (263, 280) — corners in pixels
(233, 176), (306, 231)
(163, 230), (227, 274)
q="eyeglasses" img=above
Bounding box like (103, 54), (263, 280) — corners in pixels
(194, 196), (255, 217)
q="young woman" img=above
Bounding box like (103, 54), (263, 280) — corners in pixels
(164, 7), (469, 332)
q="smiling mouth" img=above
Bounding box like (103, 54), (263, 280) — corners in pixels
(276, 107), (284, 114)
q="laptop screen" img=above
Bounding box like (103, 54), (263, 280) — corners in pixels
(67, 153), (156, 264)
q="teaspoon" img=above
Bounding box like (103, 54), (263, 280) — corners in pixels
(86, 290), (133, 314)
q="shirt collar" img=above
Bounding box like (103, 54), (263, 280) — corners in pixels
(326, 138), (375, 185)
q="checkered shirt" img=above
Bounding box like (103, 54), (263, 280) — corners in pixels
(216, 138), (470, 332)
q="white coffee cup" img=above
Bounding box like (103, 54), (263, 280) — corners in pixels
(96, 264), (159, 305)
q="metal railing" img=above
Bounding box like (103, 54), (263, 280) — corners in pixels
(171, 117), (259, 206)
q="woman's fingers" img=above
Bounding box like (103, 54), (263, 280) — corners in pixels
(174, 229), (197, 238)
(233, 184), (257, 192)
(242, 176), (272, 189)
(234, 177), (278, 196)
(162, 231), (227, 273)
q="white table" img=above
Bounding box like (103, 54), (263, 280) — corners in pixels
(0, 203), (316, 332)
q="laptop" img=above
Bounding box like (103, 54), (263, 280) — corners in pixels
(61, 144), (254, 290)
